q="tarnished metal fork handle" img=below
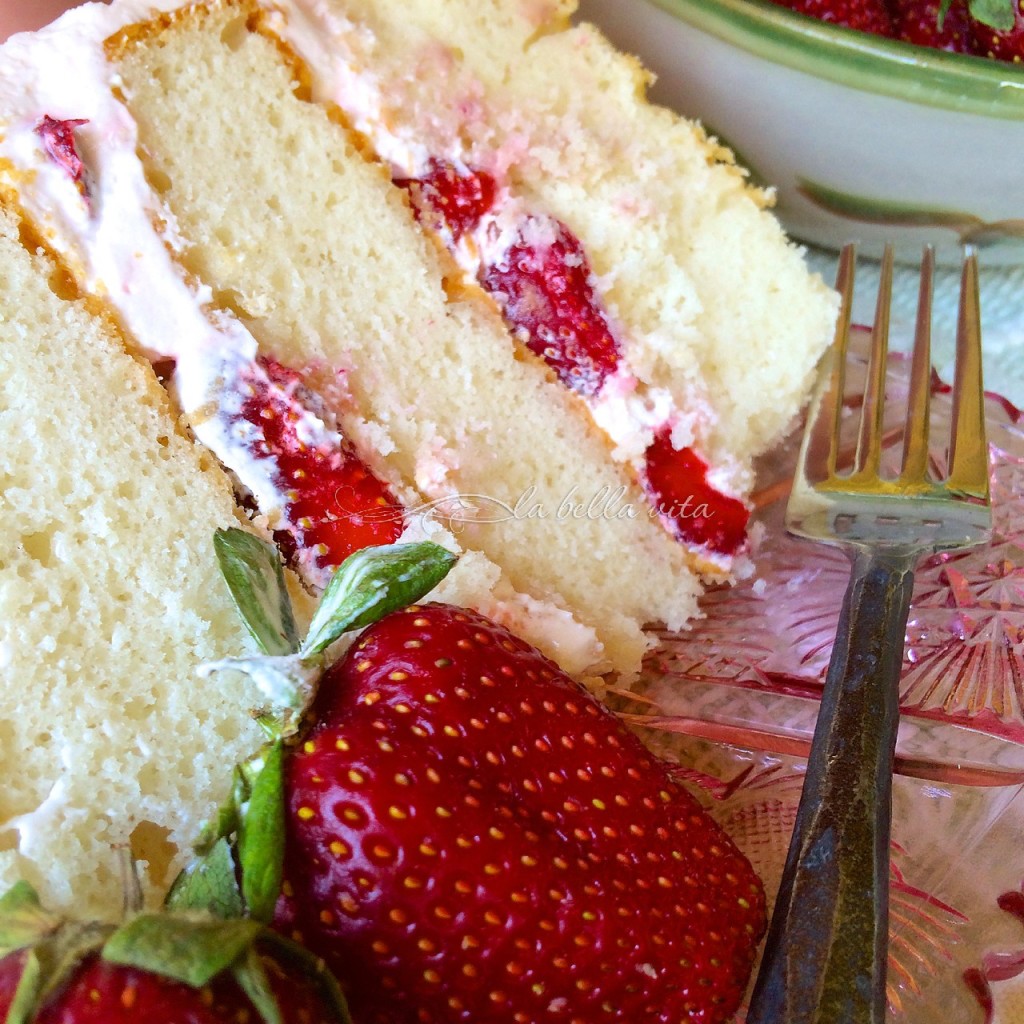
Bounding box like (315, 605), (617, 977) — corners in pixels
(747, 245), (990, 1024)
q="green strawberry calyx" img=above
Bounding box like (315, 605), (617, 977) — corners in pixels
(0, 881), (351, 1024)
(205, 530), (457, 735)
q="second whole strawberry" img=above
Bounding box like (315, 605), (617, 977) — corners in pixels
(0, 880), (350, 1024)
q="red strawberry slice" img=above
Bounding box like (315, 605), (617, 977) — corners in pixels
(970, 0), (1024, 59)
(892, 0), (972, 50)
(643, 427), (750, 556)
(769, 0), (894, 34)
(275, 602), (766, 1024)
(237, 357), (404, 577)
(34, 115), (90, 199)
(395, 164), (622, 398)
(394, 158), (497, 242)
(480, 217), (622, 398)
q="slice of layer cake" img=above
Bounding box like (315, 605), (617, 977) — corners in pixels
(0, 0), (836, 687)
(0, 0), (839, 981)
(0, 198), (275, 918)
(0, 0), (835, 688)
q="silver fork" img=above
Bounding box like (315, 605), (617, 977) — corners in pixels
(746, 244), (991, 1024)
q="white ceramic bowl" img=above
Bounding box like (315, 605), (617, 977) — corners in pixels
(580, 0), (1024, 266)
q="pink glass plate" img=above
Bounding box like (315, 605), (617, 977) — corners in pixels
(621, 329), (1024, 1022)
(627, 328), (1024, 788)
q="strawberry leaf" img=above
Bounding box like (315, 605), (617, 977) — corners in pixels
(238, 741), (286, 924)
(232, 947), (283, 1024)
(968, 0), (1016, 29)
(300, 542), (457, 657)
(214, 529), (299, 657)
(0, 882), (60, 957)
(102, 913), (262, 987)
(165, 837), (245, 919)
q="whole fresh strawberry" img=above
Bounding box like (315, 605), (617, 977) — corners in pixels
(0, 878), (349, 1024)
(206, 533), (767, 1024)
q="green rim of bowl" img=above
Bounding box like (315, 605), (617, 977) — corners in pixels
(647, 0), (1024, 119)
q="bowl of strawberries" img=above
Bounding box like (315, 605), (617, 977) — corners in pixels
(580, 0), (1024, 265)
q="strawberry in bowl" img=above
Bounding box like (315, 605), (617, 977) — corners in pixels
(581, 0), (1024, 266)
(768, 0), (1020, 57)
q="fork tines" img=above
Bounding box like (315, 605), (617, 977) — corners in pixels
(821, 243), (988, 503)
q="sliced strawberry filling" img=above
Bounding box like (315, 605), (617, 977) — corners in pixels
(238, 357), (404, 575)
(480, 216), (622, 398)
(396, 159), (748, 556)
(34, 115), (90, 199)
(643, 427), (750, 555)
(394, 157), (496, 242)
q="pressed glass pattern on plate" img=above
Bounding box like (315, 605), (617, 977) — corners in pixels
(620, 328), (1024, 1021)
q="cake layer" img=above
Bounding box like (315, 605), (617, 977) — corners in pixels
(0, 201), (267, 918)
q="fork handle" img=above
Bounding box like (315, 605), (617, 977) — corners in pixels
(747, 545), (917, 1024)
